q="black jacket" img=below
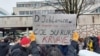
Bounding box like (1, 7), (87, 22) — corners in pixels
(66, 40), (79, 56)
(11, 43), (20, 52)
(93, 37), (100, 54)
(11, 41), (40, 56)
(30, 41), (40, 56)
(11, 46), (30, 56)
(0, 42), (10, 56)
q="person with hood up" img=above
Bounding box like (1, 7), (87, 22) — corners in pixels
(66, 32), (79, 56)
(93, 36), (100, 54)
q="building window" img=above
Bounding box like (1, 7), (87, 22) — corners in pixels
(96, 7), (100, 13)
(30, 11), (33, 15)
(17, 4), (20, 7)
(19, 11), (25, 15)
(25, 11), (29, 15)
(17, 4), (25, 7)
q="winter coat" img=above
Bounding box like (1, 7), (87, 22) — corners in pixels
(30, 41), (40, 56)
(93, 36), (100, 54)
(11, 46), (30, 56)
(83, 37), (90, 49)
(10, 43), (20, 52)
(83, 36), (97, 51)
(58, 45), (68, 56)
(47, 46), (63, 56)
(0, 42), (10, 56)
(37, 45), (48, 56)
(11, 41), (40, 56)
(66, 40), (79, 56)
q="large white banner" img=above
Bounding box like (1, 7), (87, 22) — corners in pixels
(33, 14), (76, 45)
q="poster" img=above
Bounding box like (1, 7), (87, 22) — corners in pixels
(33, 14), (76, 45)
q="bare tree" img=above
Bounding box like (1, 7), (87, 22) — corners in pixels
(45, 0), (95, 26)
(46, 0), (95, 17)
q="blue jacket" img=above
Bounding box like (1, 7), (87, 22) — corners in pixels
(58, 45), (68, 56)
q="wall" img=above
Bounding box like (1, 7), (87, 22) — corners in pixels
(77, 14), (100, 38)
(0, 16), (32, 28)
(0, 14), (100, 38)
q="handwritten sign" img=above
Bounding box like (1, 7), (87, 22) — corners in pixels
(33, 14), (76, 45)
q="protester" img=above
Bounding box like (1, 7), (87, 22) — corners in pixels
(11, 37), (31, 56)
(93, 36), (100, 54)
(3, 31), (100, 56)
(58, 45), (68, 56)
(66, 32), (79, 56)
(37, 44), (48, 56)
(29, 32), (40, 56)
(78, 38), (84, 50)
(9, 37), (21, 53)
(0, 37), (10, 56)
(83, 36), (98, 52)
(47, 45), (63, 56)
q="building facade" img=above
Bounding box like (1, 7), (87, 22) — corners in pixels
(13, 1), (61, 15)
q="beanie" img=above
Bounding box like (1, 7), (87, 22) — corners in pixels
(29, 31), (36, 42)
(20, 36), (31, 45)
(72, 32), (79, 42)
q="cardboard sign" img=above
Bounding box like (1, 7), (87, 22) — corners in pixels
(33, 14), (76, 45)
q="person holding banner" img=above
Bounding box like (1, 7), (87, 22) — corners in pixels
(66, 32), (79, 56)
(29, 32), (40, 56)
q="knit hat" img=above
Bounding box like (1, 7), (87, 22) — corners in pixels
(20, 36), (31, 45)
(72, 32), (79, 42)
(29, 31), (36, 42)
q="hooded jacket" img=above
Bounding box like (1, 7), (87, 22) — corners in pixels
(93, 36), (100, 54)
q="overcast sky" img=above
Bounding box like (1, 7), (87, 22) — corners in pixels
(0, 0), (44, 14)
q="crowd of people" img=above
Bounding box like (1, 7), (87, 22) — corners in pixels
(0, 32), (100, 56)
